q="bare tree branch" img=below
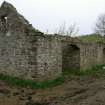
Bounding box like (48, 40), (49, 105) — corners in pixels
(55, 22), (79, 36)
(95, 14), (105, 36)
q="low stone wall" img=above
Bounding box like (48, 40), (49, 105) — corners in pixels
(80, 43), (105, 70)
(61, 38), (105, 71)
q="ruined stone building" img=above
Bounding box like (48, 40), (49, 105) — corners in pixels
(0, 1), (105, 81)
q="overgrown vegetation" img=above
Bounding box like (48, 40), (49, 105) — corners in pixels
(0, 64), (105, 89)
(63, 64), (105, 78)
(78, 34), (105, 43)
(0, 74), (64, 89)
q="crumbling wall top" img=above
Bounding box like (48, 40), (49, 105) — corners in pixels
(0, 1), (43, 35)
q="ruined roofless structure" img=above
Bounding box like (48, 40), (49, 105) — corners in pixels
(0, 1), (105, 81)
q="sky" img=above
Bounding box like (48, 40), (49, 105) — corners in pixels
(0, 0), (105, 35)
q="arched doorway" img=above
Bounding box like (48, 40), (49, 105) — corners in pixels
(62, 44), (80, 72)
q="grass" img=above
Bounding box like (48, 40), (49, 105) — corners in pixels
(0, 74), (64, 89)
(63, 64), (105, 78)
(0, 64), (105, 89)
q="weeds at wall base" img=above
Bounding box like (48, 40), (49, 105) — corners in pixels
(0, 64), (105, 89)
(0, 74), (65, 89)
(63, 64), (105, 78)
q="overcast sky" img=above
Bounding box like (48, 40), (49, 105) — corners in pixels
(0, 0), (105, 35)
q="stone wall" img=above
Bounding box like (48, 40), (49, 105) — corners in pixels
(80, 43), (104, 70)
(0, 32), (37, 80)
(36, 36), (62, 80)
(0, 1), (63, 81)
(103, 48), (105, 64)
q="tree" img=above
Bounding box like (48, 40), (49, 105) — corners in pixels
(55, 22), (79, 36)
(95, 14), (105, 36)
